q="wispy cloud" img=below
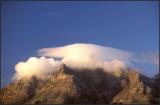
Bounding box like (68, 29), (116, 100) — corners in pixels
(42, 12), (64, 16)
(136, 52), (159, 65)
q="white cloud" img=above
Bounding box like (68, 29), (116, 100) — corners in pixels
(12, 57), (61, 80)
(13, 43), (159, 80)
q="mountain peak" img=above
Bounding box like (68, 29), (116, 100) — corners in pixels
(58, 63), (72, 74)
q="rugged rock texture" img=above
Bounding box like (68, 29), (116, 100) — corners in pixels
(1, 76), (38, 104)
(0, 64), (159, 104)
(112, 69), (154, 104)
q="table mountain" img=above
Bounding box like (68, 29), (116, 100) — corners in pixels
(0, 64), (159, 104)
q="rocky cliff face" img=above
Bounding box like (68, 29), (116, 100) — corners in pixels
(1, 76), (38, 104)
(0, 64), (159, 104)
(112, 69), (154, 104)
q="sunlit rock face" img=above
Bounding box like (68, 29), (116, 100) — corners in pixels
(112, 70), (154, 104)
(1, 76), (38, 104)
(0, 64), (159, 104)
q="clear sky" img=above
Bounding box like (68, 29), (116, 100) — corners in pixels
(1, 1), (159, 87)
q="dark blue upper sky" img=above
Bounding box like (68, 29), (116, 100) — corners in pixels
(1, 1), (159, 87)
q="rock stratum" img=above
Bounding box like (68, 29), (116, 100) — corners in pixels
(0, 64), (159, 104)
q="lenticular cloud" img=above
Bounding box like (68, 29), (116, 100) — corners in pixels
(38, 43), (133, 63)
(13, 43), (135, 80)
(38, 43), (134, 68)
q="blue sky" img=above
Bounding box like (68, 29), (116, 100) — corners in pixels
(1, 1), (159, 87)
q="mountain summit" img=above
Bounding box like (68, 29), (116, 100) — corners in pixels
(0, 64), (159, 104)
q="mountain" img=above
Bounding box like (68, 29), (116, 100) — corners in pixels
(0, 64), (159, 104)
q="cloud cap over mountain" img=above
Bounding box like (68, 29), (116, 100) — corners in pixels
(13, 43), (159, 80)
